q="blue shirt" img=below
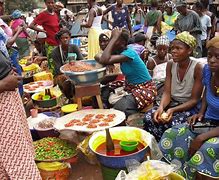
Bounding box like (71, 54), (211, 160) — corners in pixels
(203, 65), (219, 120)
(121, 47), (151, 85)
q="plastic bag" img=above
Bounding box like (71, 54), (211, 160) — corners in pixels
(108, 87), (129, 105)
(116, 160), (175, 180)
(77, 135), (98, 165)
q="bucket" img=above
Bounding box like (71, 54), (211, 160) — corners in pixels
(37, 162), (71, 180)
(101, 165), (126, 180)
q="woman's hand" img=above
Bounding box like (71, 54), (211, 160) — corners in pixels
(164, 108), (174, 122)
(189, 135), (204, 157)
(0, 72), (22, 92)
(188, 113), (204, 126)
(111, 27), (122, 40)
(153, 107), (163, 123)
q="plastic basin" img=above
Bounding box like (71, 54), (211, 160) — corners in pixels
(89, 126), (150, 169)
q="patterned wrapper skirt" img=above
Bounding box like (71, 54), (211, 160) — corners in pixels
(159, 124), (219, 179)
(0, 91), (41, 180)
(109, 80), (157, 110)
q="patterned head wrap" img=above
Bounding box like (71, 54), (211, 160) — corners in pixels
(11, 10), (22, 19)
(156, 35), (170, 47)
(99, 30), (111, 40)
(165, 1), (175, 10)
(175, 31), (197, 49)
(206, 36), (219, 49)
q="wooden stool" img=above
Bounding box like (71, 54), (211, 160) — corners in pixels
(75, 83), (103, 110)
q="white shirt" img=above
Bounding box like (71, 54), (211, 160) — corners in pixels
(200, 14), (211, 41)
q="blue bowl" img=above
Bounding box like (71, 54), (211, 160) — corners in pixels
(89, 127), (150, 169)
(95, 146), (149, 169)
(60, 60), (106, 85)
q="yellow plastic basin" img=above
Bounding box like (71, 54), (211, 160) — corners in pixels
(61, 104), (78, 114)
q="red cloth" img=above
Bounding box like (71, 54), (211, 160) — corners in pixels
(34, 11), (60, 46)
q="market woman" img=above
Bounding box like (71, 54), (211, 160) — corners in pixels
(96, 27), (157, 116)
(159, 36), (219, 180)
(143, 31), (203, 141)
(52, 29), (83, 76)
(81, 0), (103, 59)
(52, 29), (83, 101)
(0, 28), (41, 180)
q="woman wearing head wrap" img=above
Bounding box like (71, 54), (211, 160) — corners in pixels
(159, 36), (219, 180)
(147, 35), (172, 81)
(99, 30), (111, 51)
(11, 9), (30, 58)
(163, 1), (179, 27)
(144, 31), (203, 141)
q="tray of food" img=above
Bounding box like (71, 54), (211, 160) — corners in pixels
(23, 80), (53, 93)
(54, 109), (126, 132)
(34, 137), (77, 162)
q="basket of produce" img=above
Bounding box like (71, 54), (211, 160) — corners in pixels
(60, 60), (106, 85)
(34, 137), (77, 162)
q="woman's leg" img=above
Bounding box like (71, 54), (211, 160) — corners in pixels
(113, 95), (138, 117)
(159, 125), (197, 178)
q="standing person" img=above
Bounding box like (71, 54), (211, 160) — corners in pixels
(96, 28), (157, 116)
(193, 2), (211, 57)
(11, 10), (30, 58)
(174, 0), (202, 58)
(0, 29), (41, 180)
(144, 0), (162, 38)
(29, 0), (60, 74)
(143, 31), (203, 141)
(162, 1), (179, 29)
(81, 0), (103, 59)
(201, 0), (217, 39)
(104, 0), (132, 35)
(159, 36), (219, 180)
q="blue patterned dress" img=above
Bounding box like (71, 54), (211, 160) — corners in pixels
(159, 65), (219, 179)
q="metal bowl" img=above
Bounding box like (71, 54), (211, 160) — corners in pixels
(60, 60), (106, 85)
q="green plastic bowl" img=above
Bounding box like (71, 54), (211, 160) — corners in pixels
(120, 141), (139, 152)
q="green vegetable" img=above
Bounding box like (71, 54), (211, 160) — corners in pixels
(33, 137), (76, 161)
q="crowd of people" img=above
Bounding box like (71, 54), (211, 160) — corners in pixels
(0, 0), (218, 179)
